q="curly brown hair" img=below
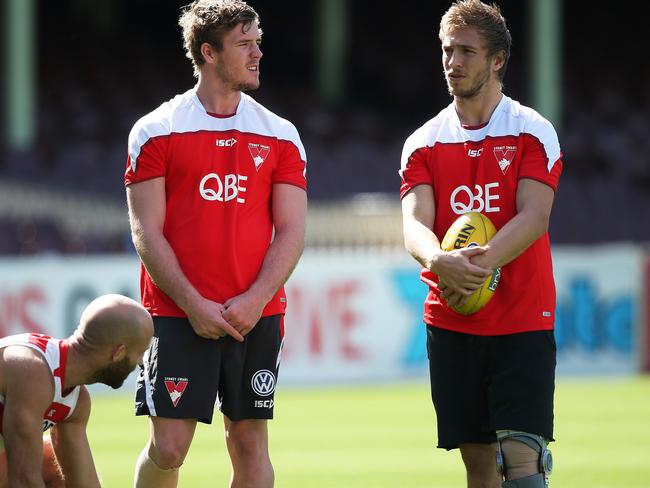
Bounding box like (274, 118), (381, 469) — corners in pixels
(179, 0), (260, 78)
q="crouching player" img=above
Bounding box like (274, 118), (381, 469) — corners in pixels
(0, 294), (153, 487)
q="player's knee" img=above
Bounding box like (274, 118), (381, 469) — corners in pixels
(226, 431), (264, 460)
(225, 420), (268, 462)
(149, 440), (187, 469)
(148, 421), (194, 469)
(459, 443), (498, 481)
(496, 431), (552, 487)
(500, 438), (539, 474)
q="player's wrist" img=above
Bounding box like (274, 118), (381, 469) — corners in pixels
(245, 286), (272, 309)
(471, 245), (497, 270)
(426, 249), (445, 274)
(176, 287), (205, 316)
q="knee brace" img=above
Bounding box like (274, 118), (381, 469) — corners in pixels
(496, 430), (552, 487)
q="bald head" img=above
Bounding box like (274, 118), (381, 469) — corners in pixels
(75, 294), (153, 353)
(65, 295), (153, 389)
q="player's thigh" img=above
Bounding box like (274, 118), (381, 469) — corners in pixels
(426, 326), (495, 448)
(489, 330), (556, 439)
(136, 316), (222, 423)
(219, 315), (283, 421)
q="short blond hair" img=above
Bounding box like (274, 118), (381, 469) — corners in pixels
(439, 0), (512, 82)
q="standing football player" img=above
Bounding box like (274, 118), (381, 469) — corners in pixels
(125, 1), (307, 487)
(399, 1), (562, 487)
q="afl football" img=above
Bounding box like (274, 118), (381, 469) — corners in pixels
(440, 212), (501, 315)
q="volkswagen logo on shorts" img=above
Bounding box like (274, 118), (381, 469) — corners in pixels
(251, 369), (276, 396)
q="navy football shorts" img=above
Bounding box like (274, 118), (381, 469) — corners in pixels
(135, 315), (283, 423)
(426, 326), (556, 450)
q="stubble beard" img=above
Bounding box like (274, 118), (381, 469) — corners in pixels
(446, 64), (491, 100)
(216, 64), (260, 92)
(235, 80), (260, 92)
(91, 357), (133, 389)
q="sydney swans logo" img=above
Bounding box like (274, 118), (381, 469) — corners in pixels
(493, 145), (516, 174)
(248, 143), (271, 170)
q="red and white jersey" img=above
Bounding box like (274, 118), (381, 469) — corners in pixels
(400, 95), (562, 335)
(0, 334), (80, 434)
(125, 89), (307, 318)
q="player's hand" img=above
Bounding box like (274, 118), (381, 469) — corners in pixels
(222, 291), (266, 337)
(438, 281), (470, 309)
(186, 297), (244, 342)
(433, 246), (492, 295)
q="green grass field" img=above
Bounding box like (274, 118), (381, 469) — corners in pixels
(88, 376), (650, 487)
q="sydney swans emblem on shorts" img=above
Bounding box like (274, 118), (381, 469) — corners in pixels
(164, 378), (189, 407)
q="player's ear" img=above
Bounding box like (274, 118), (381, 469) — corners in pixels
(492, 50), (505, 73)
(200, 42), (218, 64)
(111, 343), (127, 362)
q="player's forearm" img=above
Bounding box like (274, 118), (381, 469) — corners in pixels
(131, 227), (202, 313)
(50, 404), (102, 488)
(53, 440), (102, 488)
(480, 207), (549, 269)
(5, 471), (46, 488)
(403, 219), (443, 272)
(247, 224), (305, 306)
(6, 455), (45, 488)
(5, 440), (46, 487)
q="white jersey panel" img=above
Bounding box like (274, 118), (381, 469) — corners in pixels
(400, 96), (561, 174)
(128, 90), (307, 171)
(0, 334), (80, 424)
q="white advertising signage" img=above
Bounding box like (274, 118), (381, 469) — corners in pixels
(0, 256), (140, 338)
(0, 245), (644, 383)
(282, 250), (427, 383)
(552, 245), (643, 375)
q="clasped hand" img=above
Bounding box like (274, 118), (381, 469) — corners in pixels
(434, 246), (493, 309)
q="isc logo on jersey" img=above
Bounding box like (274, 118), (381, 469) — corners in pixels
(199, 173), (248, 203)
(450, 182), (500, 214)
(215, 137), (237, 147)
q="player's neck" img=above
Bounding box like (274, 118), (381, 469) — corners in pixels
(195, 75), (241, 115)
(453, 88), (503, 127)
(62, 337), (85, 389)
(63, 337), (96, 388)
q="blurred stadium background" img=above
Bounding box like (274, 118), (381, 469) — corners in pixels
(1, 0), (649, 486)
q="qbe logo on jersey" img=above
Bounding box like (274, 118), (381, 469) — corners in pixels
(251, 369), (276, 397)
(450, 182), (501, 214)
(199, 173), (248, 203)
